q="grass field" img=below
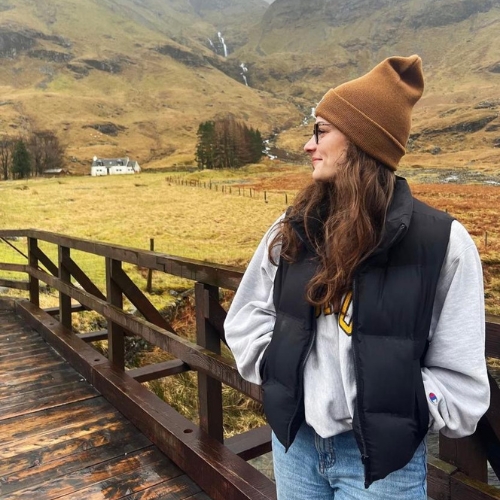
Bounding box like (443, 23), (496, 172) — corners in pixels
(1, 164), (500, 313)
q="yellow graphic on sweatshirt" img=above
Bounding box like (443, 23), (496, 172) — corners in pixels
(314, 291), (353, 336)
(338, 291), (353, 336)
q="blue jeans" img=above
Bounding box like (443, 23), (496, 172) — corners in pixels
(272, 424), (427, 499)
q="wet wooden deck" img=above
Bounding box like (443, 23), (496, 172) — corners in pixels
(0, 309), (211, 499)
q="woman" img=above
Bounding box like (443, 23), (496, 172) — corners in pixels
(224, 55), (490, 499)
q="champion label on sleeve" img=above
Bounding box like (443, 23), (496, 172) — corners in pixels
(429, 393), (438, 405)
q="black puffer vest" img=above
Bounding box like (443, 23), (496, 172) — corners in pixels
(259, 178), (453, 487)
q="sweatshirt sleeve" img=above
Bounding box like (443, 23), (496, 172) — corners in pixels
(223, 217), (282, 385)
(422, 220), (490, 437)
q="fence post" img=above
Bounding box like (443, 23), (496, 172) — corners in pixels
(195, 282), (223, 443)
(58, 245), (72, 329)
(147, 238), (154, 293)
(27, 237), (39, 307)
(439, 434), (488, 481)
(106, 257), (125, 369)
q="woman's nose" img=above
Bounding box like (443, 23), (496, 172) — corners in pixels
(304, 136), (316, 153)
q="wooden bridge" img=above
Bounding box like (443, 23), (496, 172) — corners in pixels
(0, 229), (499, 500)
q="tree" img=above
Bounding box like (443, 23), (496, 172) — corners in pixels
(195, 117), (263, 169)
(29, 130), (65, 176)
(0, 136), (13, 180)
(195, 121), (216, 169)
(11, 139), (31, 179)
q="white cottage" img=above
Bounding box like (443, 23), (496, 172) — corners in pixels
(90, 156), (141, 176)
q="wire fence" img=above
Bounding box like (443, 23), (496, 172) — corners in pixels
(165, 176), (294, 205)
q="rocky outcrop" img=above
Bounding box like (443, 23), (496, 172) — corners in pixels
(83, 123), (126, 136)
(81, 59), (122, 73)
(66, 63), (89, 77)
(410, 0), (496, 29)
(0, 27), (72, 58)
(28, 49), (72, 63)
(487, 61), (500, 74)
(422, 115), (498, 136)
(0, 30), (36, 58)
(155, 43), (207, 68)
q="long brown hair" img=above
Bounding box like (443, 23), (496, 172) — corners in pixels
(269, 142), (396, 312)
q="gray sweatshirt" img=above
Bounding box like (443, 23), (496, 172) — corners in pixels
(224, 217), (490, 438)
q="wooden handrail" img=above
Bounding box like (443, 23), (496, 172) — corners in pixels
(0, 228), (499, 500)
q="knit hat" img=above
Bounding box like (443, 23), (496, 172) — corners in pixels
(314, 55), (424, 170)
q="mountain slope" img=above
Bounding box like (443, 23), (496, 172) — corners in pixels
(0, 0), (294, 171)
(233, 0), (500, 170)
(0, 0), (499, 173)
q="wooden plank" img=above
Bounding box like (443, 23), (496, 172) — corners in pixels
(0, 397), (116, 455)
(106, 257), (125, 369)
(0, 336), (45, 349)
(485, 372), (500, 440)
(92, 363), (277, 500)
(28, 237), (39, 306)
(0, 349), (57, 367)
(0, 367), (84, 399)
(0, 229), (29, 238)
(450, 472), (500, 500)
(31, 244), (58, 277)
(111, 265), (176, 333)
(225, 426), (272, 461)
(0, 357), (69, 380)
(439, 433), (487, 482)
(0, 418), (146, 477)
(0, 366), (82, 398)
(0, 436), (152, 496)
(184, 494), (212, 500)
(0, 263), (27, 273)
(196, 283), (223, 443)
(208, 293), (227, 344)
(0, 278), (29, 290)
(26, 228), (244, 289)
(62, 253), (107, 301)
(59, 245), (72, 329)
(0, 379), (98, 420)
(127, 359), (189, 383)
(44, 304), (87, 315)
(486, 316), (500, 359)
(77, 330), (108, 342)
(36, 449), (186, 500)
(427, 455), (456, 500)
(117, 475), (204, 500)
(15, 300), (109, 382)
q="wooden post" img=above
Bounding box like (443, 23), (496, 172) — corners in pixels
(439, 433), (488, 482)
(58, 245), (72, 329)
(147, 238), (154, 293)
(285, 192), (288, 204)
(106, 257), (125, 369)
(27, 237), (39, 307)
(264, 191), (267, 202)
(195, 282), (223, 443)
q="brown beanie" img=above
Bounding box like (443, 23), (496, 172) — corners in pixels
(314, 55), (424, 170)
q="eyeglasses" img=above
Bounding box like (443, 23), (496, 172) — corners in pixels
(313, 122), (331, 144)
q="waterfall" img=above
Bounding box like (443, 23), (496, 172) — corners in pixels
(217, 32), (228, 57)
(240, 62), (248, 86)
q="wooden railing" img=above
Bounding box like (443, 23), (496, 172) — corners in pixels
(0, 229), (499, 500)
